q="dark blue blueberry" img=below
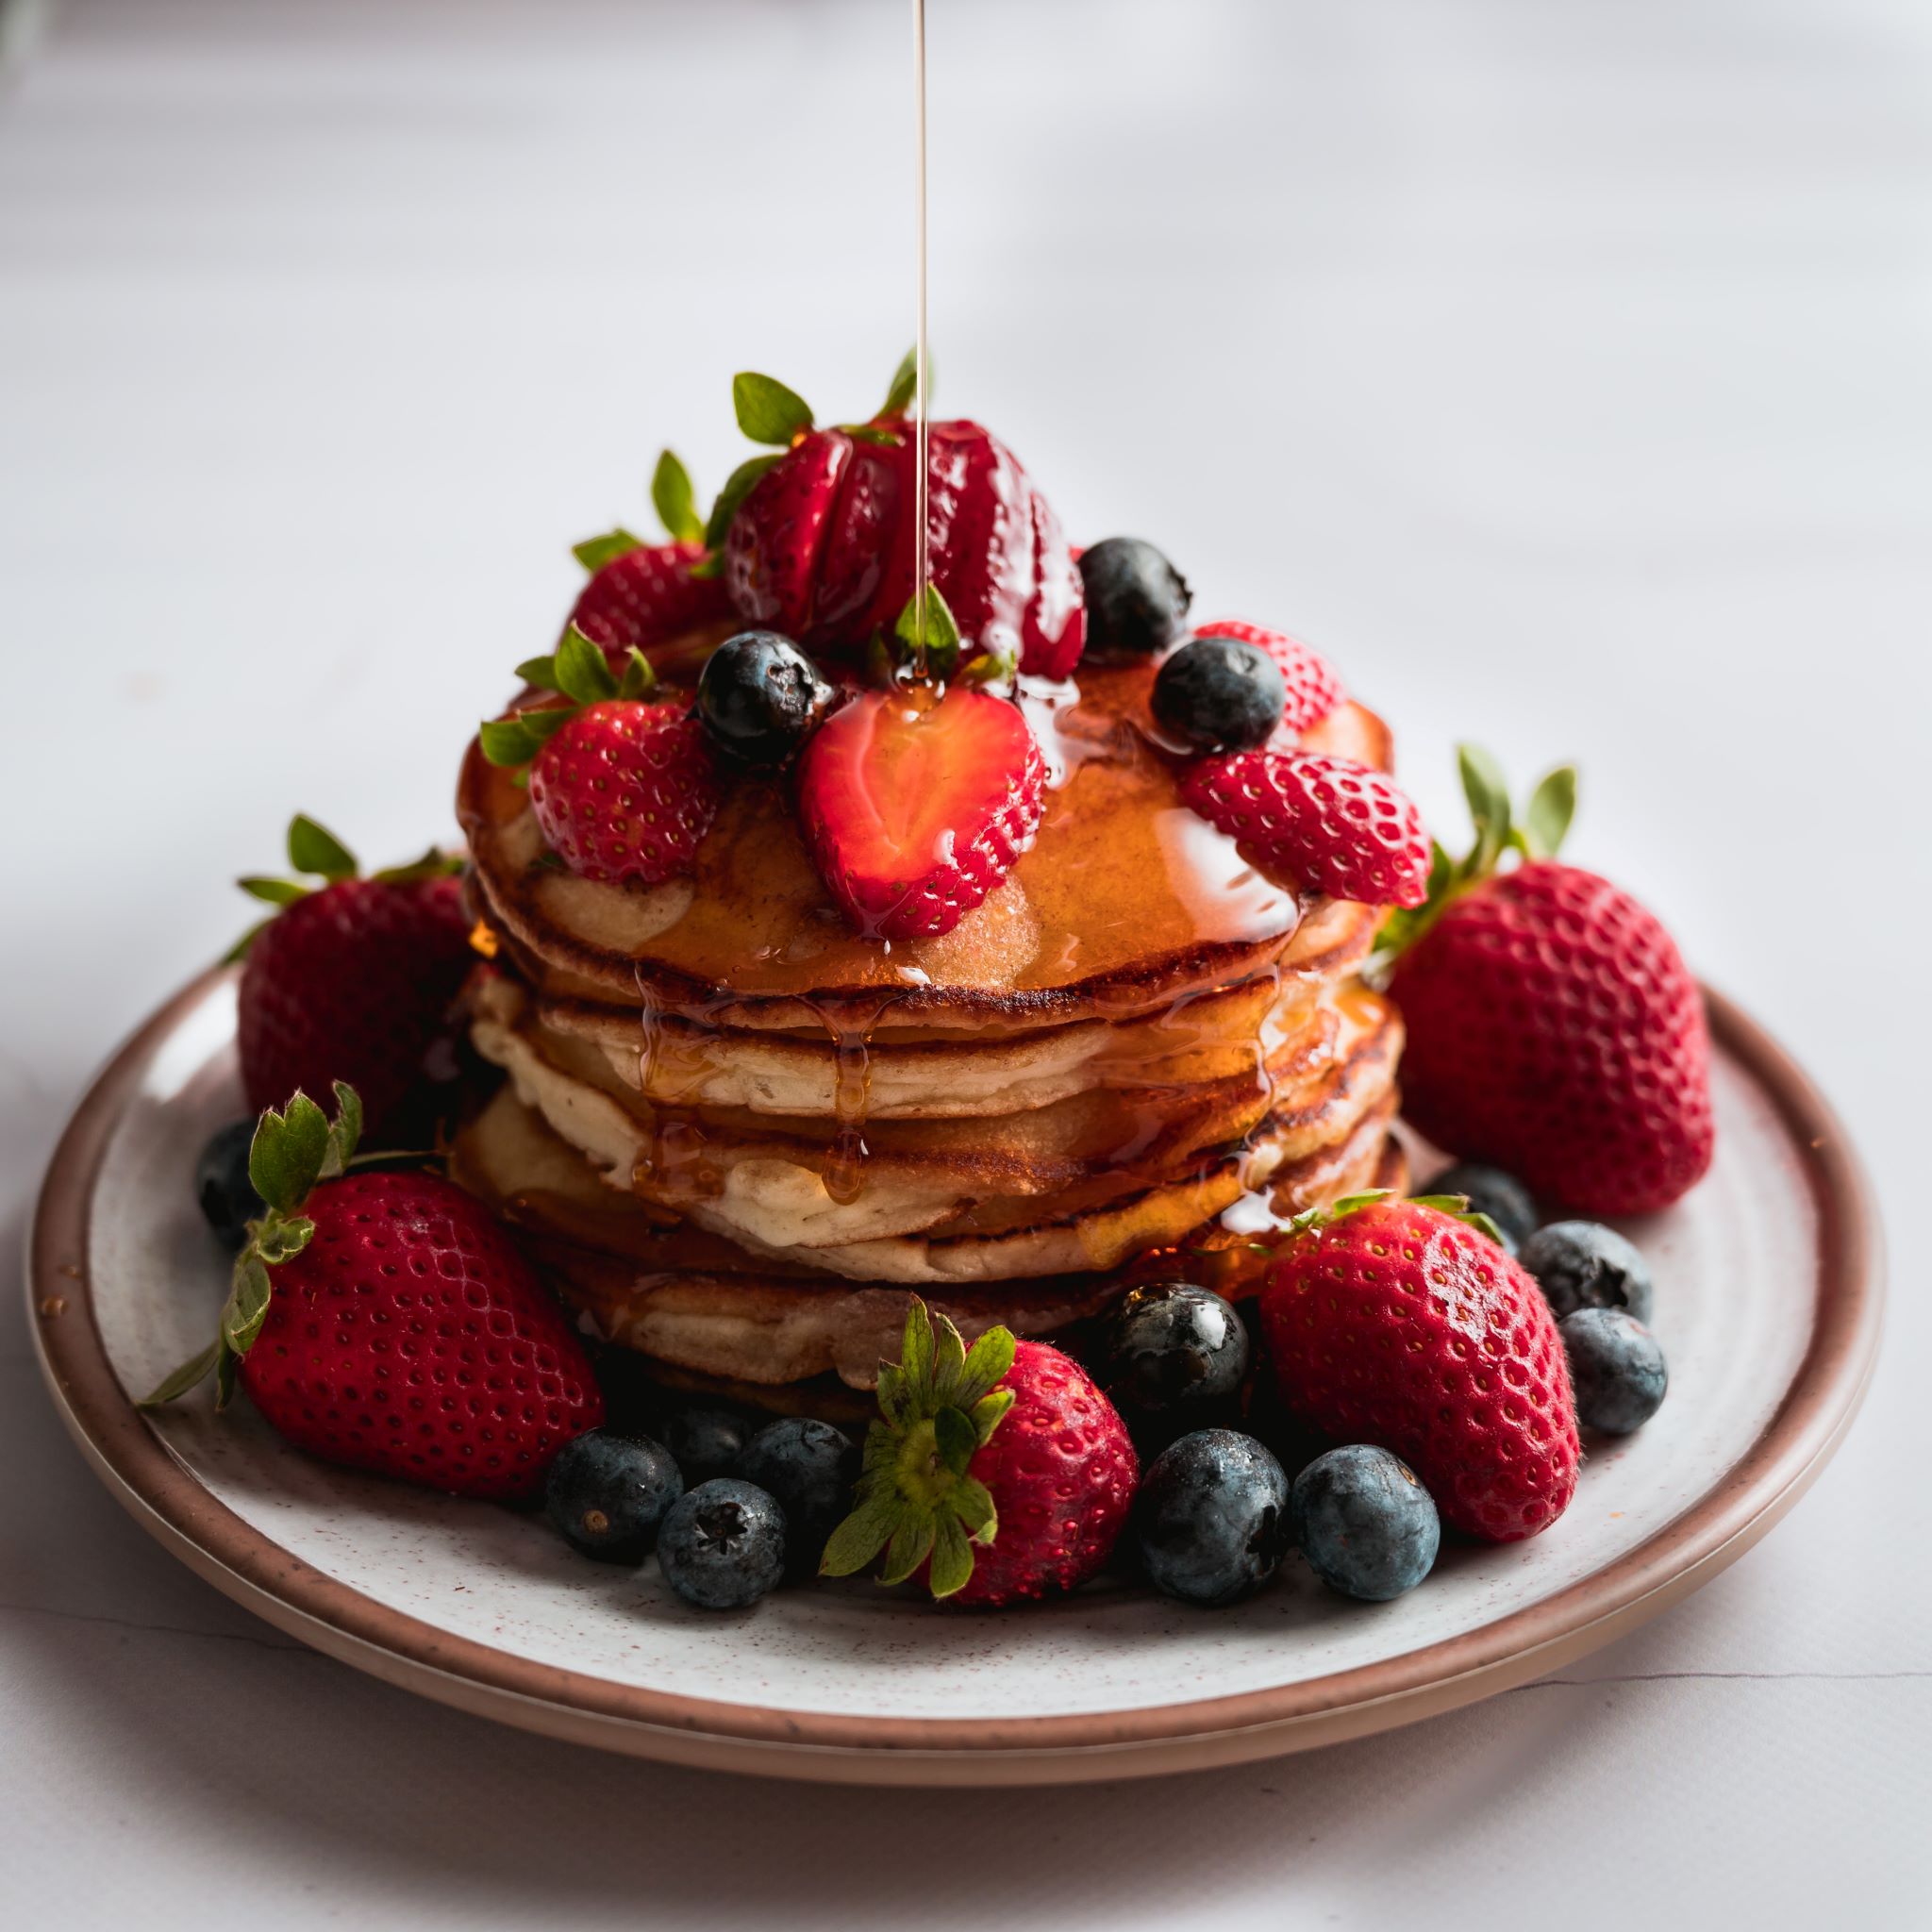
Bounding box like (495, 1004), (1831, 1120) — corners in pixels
(696, 630), (833, 768)
(656, 1478), (787, 1608)
(662, 1406), (753, 1484)
(1422, 1162), (1538, 1253)
(1097, 1282), (1251, 1442)
(1560, 1308), (1668, 1433)
(544, 1428), (684, 1563)
(1151, 635), (1286, 753)
(1520, 1221), (1653, 1323)
(1130, 1429), (1291, 1607)
(1078, 537), (1192, 656)
(733, 1418), (858, 1579)
(195, 1119), (262, 1249)
(1291, 1445), (1441, 1602)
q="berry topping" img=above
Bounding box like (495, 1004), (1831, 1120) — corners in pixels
(1151, 634), (1287, 753)
(822, 1300), (1138, 1607)
(480, 627), (724, 887)
(545, 1429), (684, 1563)
(1258, 1191), (1581, 1542)
(142, 1085), (604, 1499)
(713, 358), (1085, 677)
(1095, 1282), (1251, 1438)
(1384, 750), (1714, 1215)
(733, 1417), (861, 1579)
(231, 815), (471, 1139)
(1078, 537), (1192, 656)
(657, 1478), (787, 1609)
(195, 1120), (263, 1250)
(1191, 621), (1343, 734)
(1181, 750), (1432, 907)
(663, 1405), (754, 1484)
(695, 629), (834, 768)
(1290, 1444), (1441, 1602)
(1421, 1162), (1540, 1254)
(1520, 1221), (1654, 1323)
(1129, 1429), (1291, 1607)
(1560, 1308), (1669, 1434)
(795, 682), (1045, 941)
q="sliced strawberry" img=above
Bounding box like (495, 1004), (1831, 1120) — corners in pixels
(796, 685), (1045, 940)
(1191, 620), (1343, 733)
(724, 431), (852, 639)
(1182, 749), (1431, 907)
(569, 541), (730, 664)
(526, 700), (724, 886)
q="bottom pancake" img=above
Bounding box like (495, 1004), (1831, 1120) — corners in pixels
(457, 1091), (1405, 1392)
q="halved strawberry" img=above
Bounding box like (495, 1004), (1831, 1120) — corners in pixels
(796, 685), (1045, 940)
(1191, 620), (1343, 734)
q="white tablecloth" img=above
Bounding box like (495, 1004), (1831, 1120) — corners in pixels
(2, 1), (1926, 1924)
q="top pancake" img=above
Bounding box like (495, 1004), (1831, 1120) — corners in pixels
(458, 659), (1392, 1035)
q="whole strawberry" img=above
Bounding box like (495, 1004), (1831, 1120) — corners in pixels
(1259, 1193), (1581, 1541)
(480, 625), (724, 886)
(711, 358), (1086, 677)
(1181, 749), (1432, 908)
(143, 1085), (603, 1498)
(1385, 750), (1713, 1215)
(233, 815), (471, 1140)
(561, 451), (732, 676)
(822, 1301), (1138, 1606)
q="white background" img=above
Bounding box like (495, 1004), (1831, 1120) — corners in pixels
(2, 0), (1926, 1924)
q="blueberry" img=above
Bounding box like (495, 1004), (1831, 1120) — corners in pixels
(656, 1478), (787, 1608)
(195, 1119), (262, 1249)
(1151, 636), (1286, 753)
(662, 1405), (753, 1483)
(1422, 1162), (1538, 1253)
(1096, 1283), (1251, 1438)
(696, 630), (833, 768)
(1078, 537), (1192, 656)
(1291, 1445), (1441, 1602)
(733, 1418), (858, 1578)
(1520, 1221), (1654, 1323)
(1561, 1308), (1668, 1433)
(1130, 1429), (1291, 1607)
(544, 1428), (684, 1563)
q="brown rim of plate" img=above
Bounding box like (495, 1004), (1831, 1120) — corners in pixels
(26, 969), (1886, 1787)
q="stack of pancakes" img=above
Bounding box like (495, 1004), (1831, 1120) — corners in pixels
(452, 659), (1405, 1410)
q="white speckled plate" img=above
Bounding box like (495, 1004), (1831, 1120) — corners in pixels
(28, 970), (1881, 1785)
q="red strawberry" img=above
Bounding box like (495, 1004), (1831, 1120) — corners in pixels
(235, 815), (472, 1139)
(1385, 751), (1714, 1215)
(1259, 1194), (1581, 1541)
(795, 684), (1044, 940)
(527, 702), (721, 886)
(821, 1300), (1138, 1606)
(716, 363), (1085, 676)
(1191, 620), (1344, 734)
(1181, 750), (1431, 907)
(142, 1086), (602, 1499)
(480, 627), (724, 888)
(568, 539), (730, 667)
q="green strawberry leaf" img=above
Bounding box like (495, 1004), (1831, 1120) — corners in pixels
(818, 1490), (900, 1577)
(615, 647), (658, 702)
(138, 1338), (223, 1409)
(879, 1512), (937, 1588)
(949, 1474), (997, 1541)
(213, 1338), (240, 1411)
(1523, 764), (1577, 860)
(1408, 1192), (1508, 1248)
(238, 875), (308, 907)
(651, 450), (703, 545)
(893, 584), (962, 677)
(1457, 744), (1513, 881)
(845, 425), (903, 447)
(370, 848), (465, 888)
(927, 1510), (974, 1599)
(959, 643), (1018, 689)
(933, 1404), (977, 1476)
(704, 452), (783, 548)
(969, 1388), (1015, 1445)
(324, 1080), (363, 1173)
(247, 1093), (332, 1216)
(954, 1324), (1015, 1409)
(572, 527), (644, 574)
(733, 371), (814, 447)
(287, 814), (358, 883)
(879, 344), (920, 419)
(898, 1296), (937, 1393)
(221, 1252), (275, 1353)
(516, 655), (565, 691)
(553, 623), (620, 705)
(251, 1216), (313, 1267)
(479, 717), (543, 767)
